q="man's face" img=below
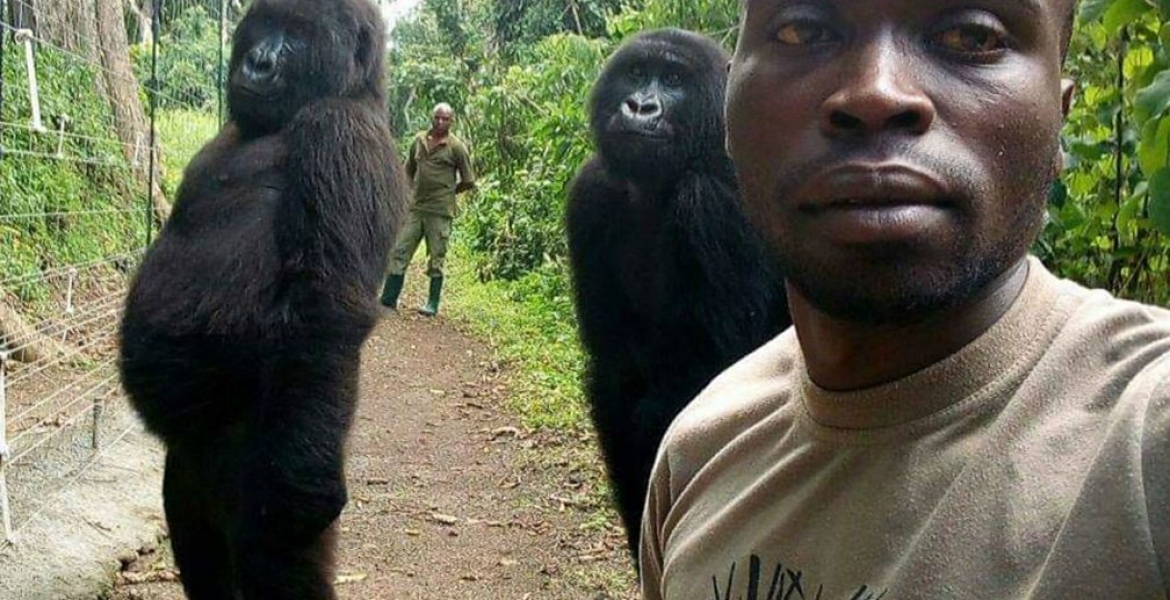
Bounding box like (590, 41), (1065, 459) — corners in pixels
(432, 110), (453, 134)
(727, 0), (1071, 324)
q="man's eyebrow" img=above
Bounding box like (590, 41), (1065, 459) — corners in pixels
(963, 0), (1045, 17)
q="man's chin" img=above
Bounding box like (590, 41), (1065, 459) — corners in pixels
(783, 257), (1004, 327)
(795, 282), (968, 326)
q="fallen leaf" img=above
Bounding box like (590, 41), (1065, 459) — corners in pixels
(491, 426), (521, 439)
(430, 512), (459, 525)
(334, 572), (368, 585)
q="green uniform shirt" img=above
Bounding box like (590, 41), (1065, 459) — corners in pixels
(405, 131), (475, 218)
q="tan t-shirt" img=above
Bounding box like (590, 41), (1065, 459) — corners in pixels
(641, 257), (1170, 599)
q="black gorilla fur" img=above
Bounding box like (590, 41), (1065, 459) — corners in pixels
(118, 0), (404, 597)
(566, 28), (791, 558)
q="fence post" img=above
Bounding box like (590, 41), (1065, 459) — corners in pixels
(0, 0), (9, 551)
(15, 29), (46, 133)
(145, 0), (162, 248)
(65, 267), (77, 316)
(1, 350), (14, 546)
(1, 1), (7, 163)
(91, 396), (103, 450)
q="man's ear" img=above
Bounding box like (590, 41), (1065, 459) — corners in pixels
(1061, 78), (1076, 119)
(1053, 79), (1076, 174)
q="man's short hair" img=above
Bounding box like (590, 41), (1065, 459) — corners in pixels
(433, 102), (454, 116)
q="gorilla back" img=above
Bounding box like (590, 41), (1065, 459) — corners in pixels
(118, 0), (404, 598)
(566, 29), (791, 559)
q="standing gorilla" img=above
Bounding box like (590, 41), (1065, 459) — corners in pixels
(118, 0), (404, 598)
(566, 29), (791, 556)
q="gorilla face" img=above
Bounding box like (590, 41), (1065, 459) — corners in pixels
(589, 30), (730, 182)
(228, 0), (383, 137)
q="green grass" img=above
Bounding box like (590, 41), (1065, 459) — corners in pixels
(156, 109), (220, 194)
(443, 243), (589, 432)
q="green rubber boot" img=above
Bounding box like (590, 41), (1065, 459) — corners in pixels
(380, 274), (405, 309)
(418, 276), (443, 316)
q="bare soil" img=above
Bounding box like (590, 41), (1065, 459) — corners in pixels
(108, 309), (638, 599)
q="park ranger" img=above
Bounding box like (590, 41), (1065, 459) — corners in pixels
(381, 102), (476, 316)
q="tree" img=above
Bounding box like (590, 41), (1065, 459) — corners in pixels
(94, 0), (170, 221)
(124, 0), (154, 45)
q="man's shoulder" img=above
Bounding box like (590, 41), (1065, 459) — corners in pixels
(661, 329), (801, 467)
(447, 134), (470, 153)
(1053, 270), (1170, 365)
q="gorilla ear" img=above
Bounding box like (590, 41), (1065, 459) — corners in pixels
(1060, 78), (1076, 119)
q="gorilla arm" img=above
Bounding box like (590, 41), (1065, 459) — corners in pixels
(565, 157), (661, 534)
(566, 157), (640, 362)
(277, 97), (405, 321)
(233, 98), (406, 594)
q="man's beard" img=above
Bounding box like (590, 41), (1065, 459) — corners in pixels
(772, 185), (1049, 327)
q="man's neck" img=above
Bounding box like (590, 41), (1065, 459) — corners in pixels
(791, 258), (1030, 391)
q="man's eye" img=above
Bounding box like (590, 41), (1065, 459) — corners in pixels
(936, 25), (1006, 54)
(775, 21), (835, 46)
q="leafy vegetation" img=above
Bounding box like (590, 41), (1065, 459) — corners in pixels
(132, 4), (226, 112)
(0, 41), (147, 312)
(1045, 1), (1170, 302)
(155, 109), (220, 193)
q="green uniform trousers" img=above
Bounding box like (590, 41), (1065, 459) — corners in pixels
(388, 210), (452, 278)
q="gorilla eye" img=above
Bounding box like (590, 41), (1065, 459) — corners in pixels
(775, 21), (836, 46)
(663, 72), (684, 86)
(935, 24), (1008, 56)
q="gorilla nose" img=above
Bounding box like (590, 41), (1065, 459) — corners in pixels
(243, 44), (280, 83)
(623, 95), (663, 120)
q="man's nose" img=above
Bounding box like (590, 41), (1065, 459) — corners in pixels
(820, 34), (935, 138)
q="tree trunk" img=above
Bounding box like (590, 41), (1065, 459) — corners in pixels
(124, 0), (153, 45)
(6, 0), (36, 31)
(93, 0), (170, 222)
(36, 0), (97, 55)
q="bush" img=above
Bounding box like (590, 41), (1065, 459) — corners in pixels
(460, 34), (607, 281)
(132, 5), (225, 113)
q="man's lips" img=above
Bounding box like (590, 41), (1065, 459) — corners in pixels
(796, 163), (951, 211)
(790, 163), (956, 245)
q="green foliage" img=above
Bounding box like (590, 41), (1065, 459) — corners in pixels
(491, 0), (624, 55)
(1, 40), (147, 311)
(133, 4), (226, 112)
(386, 0), (494, 135)
(1041, 3), (1170, 303)
(462, 33), (606, 280)
(155, 109), (220, 194)
(609, 0), (739, 44)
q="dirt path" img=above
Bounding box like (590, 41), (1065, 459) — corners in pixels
(111, 311), (636, 599)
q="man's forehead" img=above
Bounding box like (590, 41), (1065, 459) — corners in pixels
(740, 0), (1060, 18)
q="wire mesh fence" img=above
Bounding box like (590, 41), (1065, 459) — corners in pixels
(0, 0), (235, 548)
